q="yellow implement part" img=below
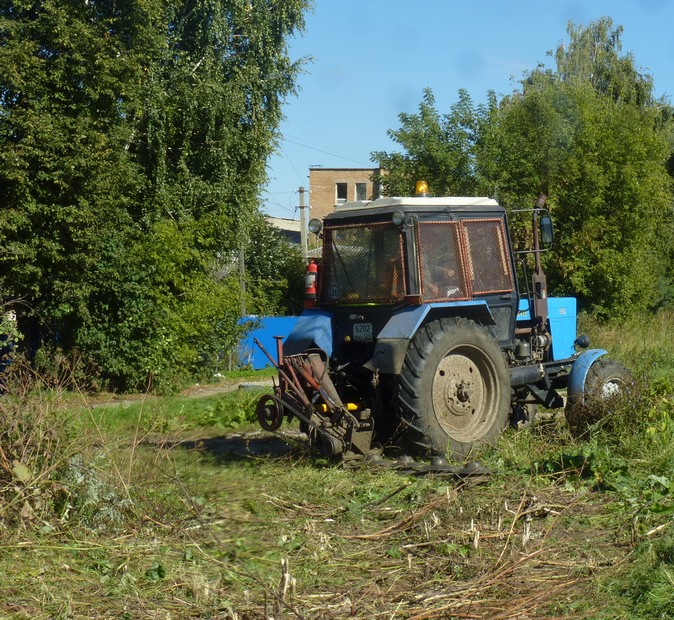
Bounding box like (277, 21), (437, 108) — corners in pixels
(319, 403), (358, 413)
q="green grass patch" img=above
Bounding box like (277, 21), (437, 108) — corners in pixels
(578, 308), (674, 382)
(215, 366), (277, 381)
(88, 385), (270, 434)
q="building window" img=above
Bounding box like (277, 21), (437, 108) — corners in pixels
(355, 182), (367, 201)
(336, 182), (347, 203)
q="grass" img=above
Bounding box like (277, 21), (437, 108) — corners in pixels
(87, 386), (269, 435)
(0, 445), (634, 618)
(578, 307), (674, 382)
(0, 313), (673, 618)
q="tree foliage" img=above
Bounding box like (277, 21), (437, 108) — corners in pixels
(0, 0), (310, 390)
(244, 215), (305, 317)
(373, 88), (493, 197)
(552, 19), (654, 106)
(373, 17), (674, 318)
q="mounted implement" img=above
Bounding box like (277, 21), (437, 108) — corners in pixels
(256, 183), (630, 460)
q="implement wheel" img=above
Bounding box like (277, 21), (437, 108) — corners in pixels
(256, 395), (283, 431)
(396, 318), (510, 458)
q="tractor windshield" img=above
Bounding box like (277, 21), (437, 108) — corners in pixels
(319, 222), (405, 304)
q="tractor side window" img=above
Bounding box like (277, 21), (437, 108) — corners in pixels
(463, 220), (514, 295)
(417, 221), (469, 301)
(320, 223), (405, 304)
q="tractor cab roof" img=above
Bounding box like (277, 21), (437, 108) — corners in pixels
(326, 196), (503, 222)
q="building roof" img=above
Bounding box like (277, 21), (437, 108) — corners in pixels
(267, 216), (301, 232)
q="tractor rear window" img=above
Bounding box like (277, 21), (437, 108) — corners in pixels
(418, 219), (514, 300)
(319, 222), (405, 304)
(463, 219), (514, 294)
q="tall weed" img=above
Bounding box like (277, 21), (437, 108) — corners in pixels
(0, 357), (132, 532)
(578, 308), (674, 381)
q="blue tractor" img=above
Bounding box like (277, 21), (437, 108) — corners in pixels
(255, 184), (630, 459)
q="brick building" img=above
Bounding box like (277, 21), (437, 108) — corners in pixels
(308, 167), (383, 221)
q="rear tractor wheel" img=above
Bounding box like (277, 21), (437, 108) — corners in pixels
(396, 318), (510, 459)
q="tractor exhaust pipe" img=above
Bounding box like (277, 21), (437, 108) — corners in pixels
(510, 364), (545, 387)
(532, 194), (549, 329)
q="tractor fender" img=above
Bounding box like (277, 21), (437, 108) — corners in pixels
(283, 309), (333, 357)
(567, 349), (608, 405)
(364, 301), (495, 375)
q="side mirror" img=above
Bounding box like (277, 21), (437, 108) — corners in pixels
(540, 215), (554, 244)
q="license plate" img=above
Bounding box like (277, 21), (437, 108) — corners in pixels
(353, 323), (373, 342)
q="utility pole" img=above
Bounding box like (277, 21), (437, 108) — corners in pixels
(299, 186), (308, 259)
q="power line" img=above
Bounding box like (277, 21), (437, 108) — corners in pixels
(281, 136), (373, 166)
(277, 144), (305, 184)
(261, 190), (299, 217)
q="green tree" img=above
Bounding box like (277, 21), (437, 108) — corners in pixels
(481, 17), (673, 317)
(245, 214), (305, 316)
(0, 0), (310, 390)
(373, 88), (493, 197)
(553, 18), (654, 106)
(374, 17), (674, 318)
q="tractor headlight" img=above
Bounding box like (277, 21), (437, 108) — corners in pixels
(392, 210), (405, 226)
(308, 218), (323, 234)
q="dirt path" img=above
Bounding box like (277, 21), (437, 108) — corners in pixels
(179, 378), (274, 399)
(88, 378), (274, 408)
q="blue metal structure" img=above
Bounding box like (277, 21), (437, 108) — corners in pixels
(239, 316), (299, 370)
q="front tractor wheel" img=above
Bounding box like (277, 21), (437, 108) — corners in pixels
(565, 358), (632, 436)
(584, 359), (632, 401)
(396, 318), (510, 459)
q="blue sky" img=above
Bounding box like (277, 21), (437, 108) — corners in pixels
(262, 0), (674, 219)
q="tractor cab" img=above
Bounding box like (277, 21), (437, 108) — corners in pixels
(305, 190), (520, 364)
